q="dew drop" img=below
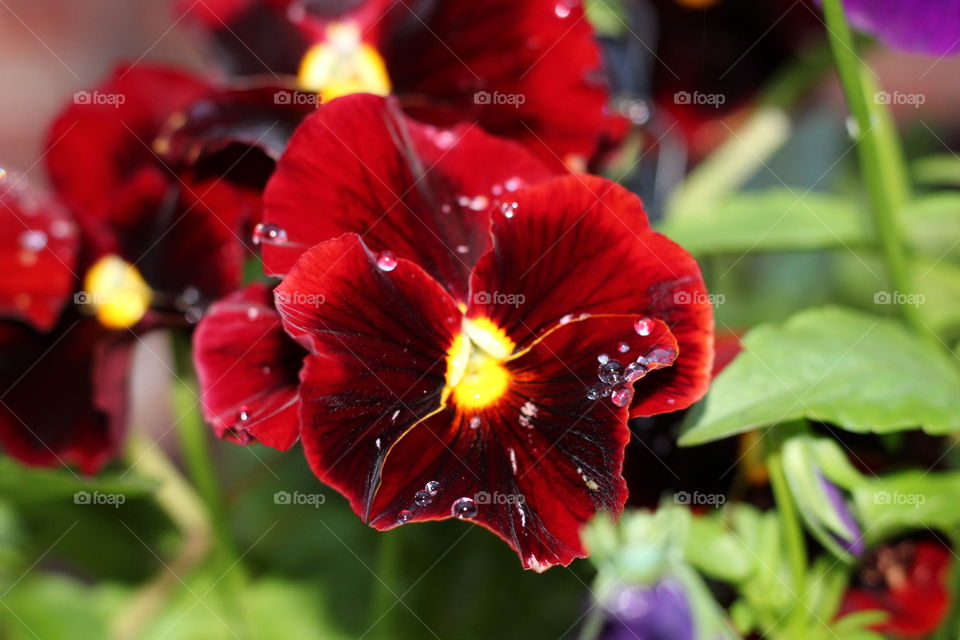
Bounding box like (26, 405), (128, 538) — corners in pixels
(559, 313), (575, 325)
(247, 307), (260, 321)
(18, 229), (47, 252)
(500, 201), (519, 218)
(441, 203), (452, 214)
(634, 317), (654, 336)
(468, 195), (489, 211)
(469, 416), (481, 429)
(414, 490), (433, 506)
(491, 184), (503, 195)
(597, 353), (610, 365)
(504, 177), (522, 192)
(49, 219), (73, 238)
(397, 509), (412, 524)
(456, 244), (469, 254)
(618, 342), (630, 353)
(376, 251), (398, 272)
(624, 361), (648, 383)
(587, 386), (603, 401)
(598, 360), (624, 385)
(185, 307), (203, 324)
(645, 346), (677, 366)
(252, 223), (288, 246)
(237, 406), (251, 422)
(452, 497), (478, 519)
(425, 480), (440, 495)
(610, 386), (633, 408)
(554, 1), (573, 18)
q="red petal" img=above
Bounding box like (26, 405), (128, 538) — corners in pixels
(469, 175), (713, 417)
(366, 315), (676, 570)
(193, 283), (303, 450)
(0, 173), (80, 331)
(275, 234), (461, 519)
(45, 64), (211, 231)
(383, 0), (626, 169)
(0, 315), (132, 473)
(261, 93), (553, 300)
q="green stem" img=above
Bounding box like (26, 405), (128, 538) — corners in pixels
(170, 330), (250, 637)
(766, 429), (809, 635)
(112, 433), (211, 640)
(577, 603), (605, 640)
(369, 532), (401, 639)
(820, 0), (928, 337)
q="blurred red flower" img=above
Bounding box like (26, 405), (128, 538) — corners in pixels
(178, 0), (626, 171)
(838, 540), (952, 638)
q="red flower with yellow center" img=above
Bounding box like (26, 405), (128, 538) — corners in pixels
(195, 93), (713, 569)
(178, 0), (625, 170)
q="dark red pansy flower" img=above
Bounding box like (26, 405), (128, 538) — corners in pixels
(193, 283), (304, 450)
(0, 64), (266, 472)
(45, 63), (259, 316)
(179, 0), (625, 170)
(218, 93), (712, 569)
(838, 540), (952, 638)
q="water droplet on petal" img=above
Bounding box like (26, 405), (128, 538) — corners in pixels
(587, 386), (603, 401)
(624, 361), (648, 383)
(452, 497), (478, 519)
(505, 177), (522, 192)
(618, 342), (630, 353)
(253, 223), (288, 246)
(469, 416), (481, 429)
(414, 490), (433, 506)
(19, 230), (47, 252)
(247, 307), (260, 321)
(185, 307), (203, 324)
(554, 1), (573, 18)
(559, 313), (575, 325)
(397, 509), (411, 524)
(456, 244), (469, 254)
(597, 353), (609, 365)
(645, 346), (677, 366)
(237, 406), (251, 422)
(611, 386), (633, 408)
(635, 317), (654, 336)
(425, 480), (440, 495)
(598, 360), (624, 385)
(376, 251), (398, 272)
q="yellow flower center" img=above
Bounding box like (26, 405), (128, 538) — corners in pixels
(445, 317), (515, 410)
(81, 255), (152, 329)
(298, 22), (392, 102)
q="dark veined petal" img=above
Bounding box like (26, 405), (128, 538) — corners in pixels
(45, 64), (211, 230)
(468, 174), (713, 417)
(0, 172), (80, 331)
(383, 0), (626, 169)
(193, 283), (303, 450)
(274, 234), (461, 519)
(261, 93), (552, 300)
(366, 315), (678, 570)
(0, 315), (132, 473)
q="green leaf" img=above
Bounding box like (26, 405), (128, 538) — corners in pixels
(853, 470), (960, 543)
(680, 306), (960, 445)
(913, 154), (960, 187)
(659, 189), (864, 255)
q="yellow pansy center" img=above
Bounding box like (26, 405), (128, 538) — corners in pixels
(82, 255), (152, 329)
(298, 22), (392, 101)
(445, 317), (515, 410)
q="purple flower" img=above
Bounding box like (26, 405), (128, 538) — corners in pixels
(839, 0), (960, 56)
(600, 579), (695, 640)
(817, 473), (866, 556)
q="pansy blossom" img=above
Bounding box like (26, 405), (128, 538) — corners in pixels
(178, 0), (626, 170)
(198, 93), (713, 569)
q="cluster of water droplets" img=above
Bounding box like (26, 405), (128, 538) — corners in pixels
(396, 479), (444, 525)
(586, 317), (677, 407)
(175, 286), (204, 324)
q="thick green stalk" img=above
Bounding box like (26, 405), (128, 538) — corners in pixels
(821, 0), (925, 336)
(369, 532), (401, 639)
